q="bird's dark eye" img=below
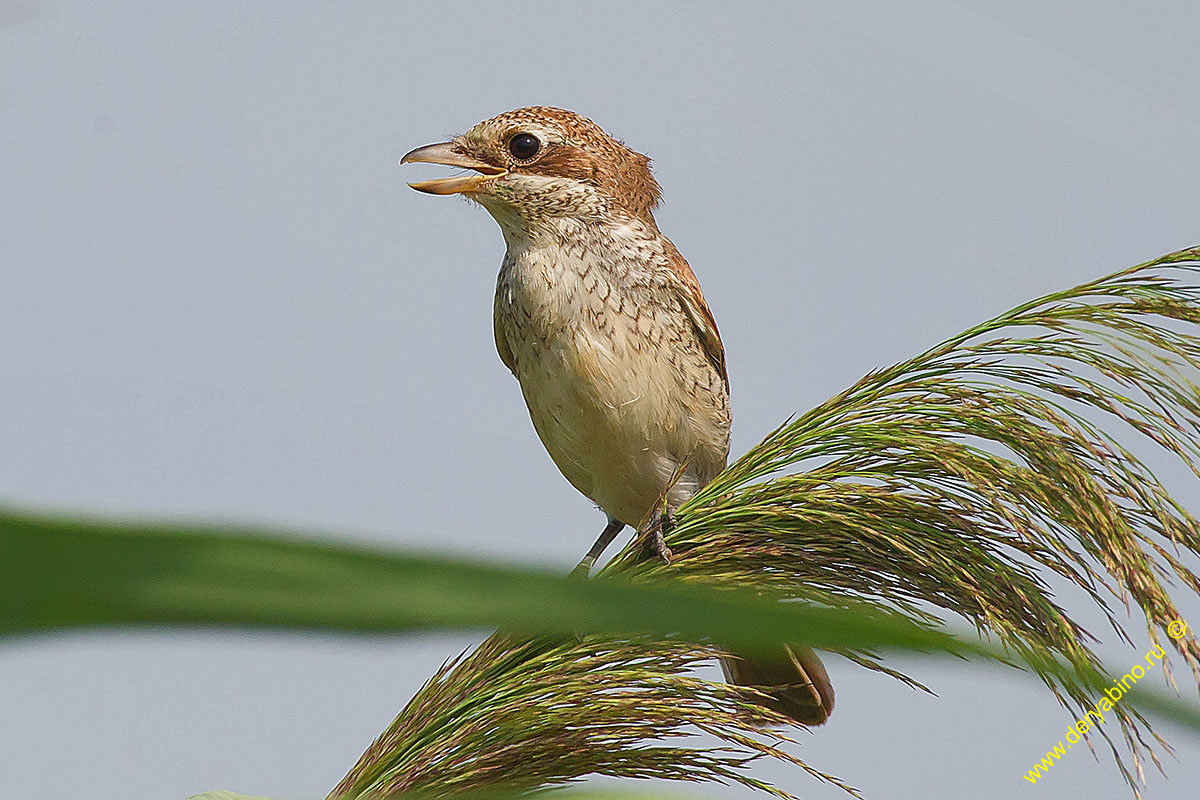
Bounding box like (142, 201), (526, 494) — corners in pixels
(508, 133), (541, 161)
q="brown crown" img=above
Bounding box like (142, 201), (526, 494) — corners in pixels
(465, 106), (663, 222)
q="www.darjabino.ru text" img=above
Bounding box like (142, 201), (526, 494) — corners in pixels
(1024, 619), (1187, 785)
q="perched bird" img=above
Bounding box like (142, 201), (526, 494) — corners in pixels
(401, 107), (834, 725)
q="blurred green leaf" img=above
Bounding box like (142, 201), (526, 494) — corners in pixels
(3, 504), (1200, 742)
(185, 791), (688, 800)
(0, 506), (956, 657)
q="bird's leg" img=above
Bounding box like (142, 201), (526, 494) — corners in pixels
(570, 518), (626, 579)
(641, 507), (675, 565)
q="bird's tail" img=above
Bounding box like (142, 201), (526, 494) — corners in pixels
(719, 644), (834, 726)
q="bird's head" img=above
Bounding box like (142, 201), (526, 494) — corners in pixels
(401, 107), (661, 238)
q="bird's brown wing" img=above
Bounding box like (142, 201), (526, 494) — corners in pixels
(665, 242), (728, 389)
(720, 645), (835, 726)
(663, 246), (831, 725)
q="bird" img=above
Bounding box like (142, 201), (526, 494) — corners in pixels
(401, 106), (834, 726)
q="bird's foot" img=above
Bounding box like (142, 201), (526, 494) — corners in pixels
(648, 529), (673, 564)
(641, 509), (675, 565)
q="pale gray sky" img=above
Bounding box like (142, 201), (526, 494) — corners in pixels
(2, 2), (1199, 798)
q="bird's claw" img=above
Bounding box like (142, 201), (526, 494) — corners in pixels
(641, 509), (675, 565)
(648, 530), (673, 564)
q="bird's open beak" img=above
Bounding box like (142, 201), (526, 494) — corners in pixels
(400, 142), (507, 195)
